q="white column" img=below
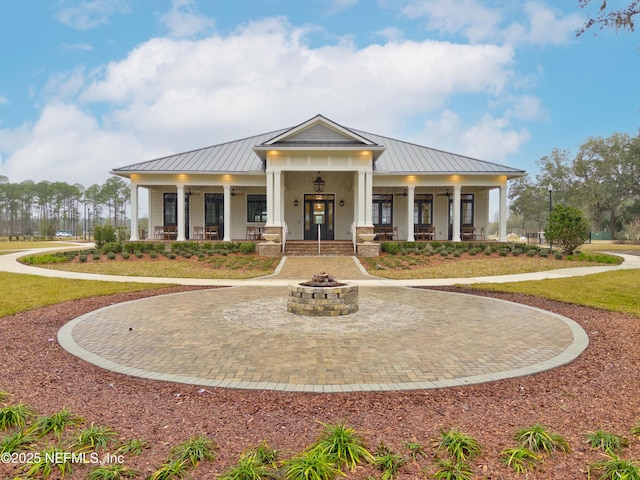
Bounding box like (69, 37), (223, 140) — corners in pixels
(365, 170), (373, 225)
(265, 170), (275, 226)
(357, 171), (366, 226)
(129, 182), (139, 241)
(176, 184), (185, 241)
(499, 185), (508, 242)
(407, 185), (415, 242)
(223, 184), (232, 242)
(452, 185), (461, 242)
(273, 171), (282, 225)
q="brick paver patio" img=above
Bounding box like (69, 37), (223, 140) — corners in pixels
(58, 257), (589, 392)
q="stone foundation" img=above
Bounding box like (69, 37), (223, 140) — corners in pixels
(287, 283), (358, 316)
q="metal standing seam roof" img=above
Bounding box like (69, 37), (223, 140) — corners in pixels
(111, 123), (525, 176)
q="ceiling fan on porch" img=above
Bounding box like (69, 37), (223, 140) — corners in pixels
(436, 189), (451, 197)
(230, 187), (245, 196)
(393, 189), (408, 196)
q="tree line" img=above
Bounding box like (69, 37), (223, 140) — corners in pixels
(509, 131), (640, 241)
(0, 176), (129, 239)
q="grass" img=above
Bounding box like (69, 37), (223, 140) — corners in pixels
(28, 408), (84, 441)
(169, 434), (217, 466)
(25, 252), (279, 279)
(587, 430), (629, 454)
(436, 428), (482, 463)
(307, 421), (374, 471)
(470, 269), (640, 316)
(514, 423), (570, 455)
(0, 240), (82, 250)
(0, 272), (169, 317)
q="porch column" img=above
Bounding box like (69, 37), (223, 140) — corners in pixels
(499, 185), (508, 242)
(176, 184), (185, 241)
(365, 170), (373, 225)
(265, 170), (275, 226)
(223, 184), (232, 241)
(357, 171), (366, 226)
(273, 171), (282, 225)
(452, 185), (461, 242)
(129, 182), (139, 241)
(406, 185), (415, 241)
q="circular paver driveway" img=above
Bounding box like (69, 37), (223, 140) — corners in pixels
(58, 286), (588, 392)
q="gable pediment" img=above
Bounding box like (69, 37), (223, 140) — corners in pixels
(261, 114), (379, 147)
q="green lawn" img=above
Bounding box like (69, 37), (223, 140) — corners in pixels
(0, 272), (169, 317)
(470, 269), (640, 316)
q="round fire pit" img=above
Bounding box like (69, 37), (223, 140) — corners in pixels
(287, 272), (358, 316)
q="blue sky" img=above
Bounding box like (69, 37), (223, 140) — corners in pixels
(0, 0), (638, 192)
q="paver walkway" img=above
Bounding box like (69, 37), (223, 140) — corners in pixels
(3, 248), (637, 392)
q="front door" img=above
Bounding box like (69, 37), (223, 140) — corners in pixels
(304, 194), (334, 240)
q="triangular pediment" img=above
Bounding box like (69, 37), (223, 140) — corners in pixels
(262, 114), (378, 146)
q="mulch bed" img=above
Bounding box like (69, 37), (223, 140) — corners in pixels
(1, 285), (639, 479)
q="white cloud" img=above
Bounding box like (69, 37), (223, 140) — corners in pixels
(1, 12), (535, 186)
(417, 110), (530, 162)
(0, 96), (8, 106)
(160, 0), (215, 38)
(55, 0), (131, 30)
(401, 0), (582, 46)
(60, 43), (94, 52)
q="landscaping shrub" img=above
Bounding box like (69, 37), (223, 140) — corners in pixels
(239, 242), (255, 254)
(100, 242), (123, 254)
(94, 225), (116, 248)
(381, 242), (400, 255)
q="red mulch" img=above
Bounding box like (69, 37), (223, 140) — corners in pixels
(1, 286), (639, 479)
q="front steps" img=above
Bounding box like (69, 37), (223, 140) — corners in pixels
(283, 241), (356, 256)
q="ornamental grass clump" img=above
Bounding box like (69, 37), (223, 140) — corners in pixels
(28, 408), (84, 442)
(0, 403), (35, 430)
(169, 434), (217, 466)
(587, 430), (629, 454)
(588, 453), (640, 480)
(500, 446), (541, 474)
(373, 441), (406, 480)
(514, 423), (570, 455)
(282, 451), (344, 480)
(307, 421), (373, 471)
(437, 428), (482, 463)
(71, 422), (117, 449)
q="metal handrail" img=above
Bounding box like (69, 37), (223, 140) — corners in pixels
(282, 222), (287, 254)
(350, 221), (356, 254)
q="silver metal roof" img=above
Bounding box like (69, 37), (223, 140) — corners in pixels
(111, 116), (525, 177)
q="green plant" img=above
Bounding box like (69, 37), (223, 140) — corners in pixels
(588, 453), (640, 480)
(0, 391), (10, 404)
(95, 225), (117, 248)
(437, 428), (482, 463)
(147, 459), (189, 480)
(115, 438), (148, 456)
(373, 442), (405, 480)
(545, 204), (590, 255)
(282, 451), (344, 480)
(631, 422), (640, 438)
(432, 458), (473, 480)
(500, 446), (541, 474)
(250, 440), (278, 467)
(307, 421), (373, 471)
(71, 422), (117, 449)
(219, 453), (279, 480)
(169, 434), (216, 466)
(0, 431), (34, 454)
(0, 404), (35, 430)
(87, 463), (138, 480)
(23, 447), (74, 478)
(29, 408), (84, 441)
(514, 423), (570, 455)
(402, 440), (427, 460)
(587, 430), (629, 453)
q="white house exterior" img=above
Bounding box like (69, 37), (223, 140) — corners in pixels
(111, 115), (525, 254)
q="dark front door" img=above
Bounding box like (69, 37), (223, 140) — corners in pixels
(304, 194), (334, 240)
(205, 193), (224, 238)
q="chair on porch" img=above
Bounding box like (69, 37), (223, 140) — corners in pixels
(391, 227), (398, 240)
(164, 225), (177, 240)
(192, 226), (204, 240)
(205, 226), (219, 240)
(416, 226), (435, 240)
(153, 226), (165, 240)
(461, 227), (476, 241)
(477, 227), (486, 240)
(246, 226), (262, 240)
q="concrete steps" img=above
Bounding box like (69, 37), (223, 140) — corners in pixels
(284, 241), (356, 256)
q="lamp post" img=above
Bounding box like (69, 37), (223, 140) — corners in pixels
(547, 184), (553, 212)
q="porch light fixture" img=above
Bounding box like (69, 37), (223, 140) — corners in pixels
(313, 172), (325, 193)
(339, 199), (345, 207)
(294, 199), (299, 207)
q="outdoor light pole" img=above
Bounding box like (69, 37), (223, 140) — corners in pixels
(547, 184), (553, 212)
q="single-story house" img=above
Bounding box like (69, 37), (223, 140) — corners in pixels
(111, 114), (525, 256)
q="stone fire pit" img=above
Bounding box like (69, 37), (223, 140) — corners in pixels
(287, 272), (358, 316)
